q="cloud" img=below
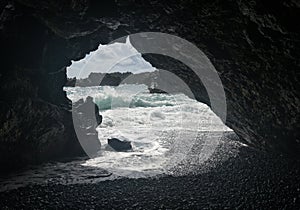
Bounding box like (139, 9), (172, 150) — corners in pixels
(67, 37), (156, 78)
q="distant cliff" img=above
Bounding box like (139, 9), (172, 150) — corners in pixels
(65, 72), (133, 87)
(65, 70), (161, 88)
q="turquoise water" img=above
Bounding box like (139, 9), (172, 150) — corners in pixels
(66, 84), (176, 110)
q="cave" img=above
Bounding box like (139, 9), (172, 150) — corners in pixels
(62, 38), (234, 176)
(0, 0), (299, 208)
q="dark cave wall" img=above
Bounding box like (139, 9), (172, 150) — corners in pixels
(0, 0), (299, 172)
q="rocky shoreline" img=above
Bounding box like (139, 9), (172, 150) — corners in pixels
(1, 139), (299, 209)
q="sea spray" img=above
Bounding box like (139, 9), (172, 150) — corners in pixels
(64, 84), (232, 177)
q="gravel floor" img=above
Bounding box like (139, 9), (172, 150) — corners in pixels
(0, 145), (299, 209)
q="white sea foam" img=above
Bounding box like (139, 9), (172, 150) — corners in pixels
(64, 84), (232, 177)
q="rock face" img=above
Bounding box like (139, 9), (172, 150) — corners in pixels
(74, 96), (103, 127)
(72, 97), (102, 157)
(107, 138), (132, 152)
(0, 0), (299, 172)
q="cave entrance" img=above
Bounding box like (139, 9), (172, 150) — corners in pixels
(64, 37), (233, 178)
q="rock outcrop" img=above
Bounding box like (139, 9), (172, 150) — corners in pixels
(0, 0), (299, 173)
(74, 96), (102, 127)
(107, 138), (132, 152)
(72, 97), (102, 157)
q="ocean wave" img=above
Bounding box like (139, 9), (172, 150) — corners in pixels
(65, 84), (182, 110)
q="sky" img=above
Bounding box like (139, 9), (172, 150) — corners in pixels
(67, 37), (156, 79)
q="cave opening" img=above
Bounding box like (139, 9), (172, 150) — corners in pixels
(1, 1), (299, 207)
(63, 36), (235, 178)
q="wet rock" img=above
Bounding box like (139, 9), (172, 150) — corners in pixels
(148, 88), (168, 94)
(107, 138), (132, 152)
(74, 96), (102, 127)
(72, 97), (103, 157)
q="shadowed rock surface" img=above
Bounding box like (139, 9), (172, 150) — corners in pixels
(107, 138), (132, 152)
(0, 0), (299, 173)
(72, 97), (102, 157)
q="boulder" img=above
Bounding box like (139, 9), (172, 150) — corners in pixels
(107, 138), (132, 152)
(148, 87), (168, 94)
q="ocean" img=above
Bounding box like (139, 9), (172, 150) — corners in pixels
(65, 84), (232, 177)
